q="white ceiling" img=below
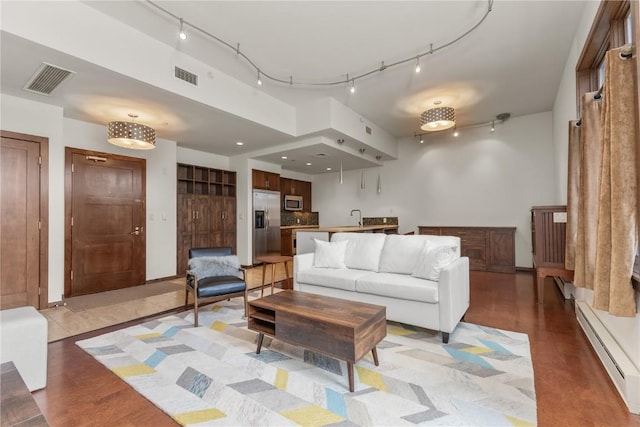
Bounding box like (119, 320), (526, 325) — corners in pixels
(0, 0), (586, 174)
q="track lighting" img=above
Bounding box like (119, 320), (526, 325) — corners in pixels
(149, 0), (492, 89)
(178, 18), (187, 40)
(350, 79), (356, 94)
(257, 70), (262, 86)
(453, 128), (459, 137)
(490, 121), (495, 132)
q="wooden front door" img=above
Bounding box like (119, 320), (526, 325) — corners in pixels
(0, 131), (48, 310)
(66, 149), (145, 297)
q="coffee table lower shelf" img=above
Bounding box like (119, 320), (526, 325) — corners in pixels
(247, 290), (386, 392)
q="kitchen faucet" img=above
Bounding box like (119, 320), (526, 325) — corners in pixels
(350, 209), (362, 227)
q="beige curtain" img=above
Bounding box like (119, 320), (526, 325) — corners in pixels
(565, 121), (580, 270)
(592, 47), (638, 317)
(573, 92), (602, 289)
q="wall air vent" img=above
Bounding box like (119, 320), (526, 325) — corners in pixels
(23, 63), (75, 96)
(175, 66), (198, 86)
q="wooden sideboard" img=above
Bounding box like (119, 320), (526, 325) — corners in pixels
(418, 226), (516, 273)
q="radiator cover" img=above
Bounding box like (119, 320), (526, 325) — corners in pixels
(576, 301), (640, 414)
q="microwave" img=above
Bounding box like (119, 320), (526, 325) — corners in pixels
(284, 195), (303, 211)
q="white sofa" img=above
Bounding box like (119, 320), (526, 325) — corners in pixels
(294, 232), (470, 343)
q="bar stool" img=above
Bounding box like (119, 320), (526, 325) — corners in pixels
(255, 255), (293, 296)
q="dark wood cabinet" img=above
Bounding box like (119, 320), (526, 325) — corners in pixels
(280, 228), (294, 256)
(280, 177), (312, 212)
(252, 169), (280, 191)
(177, 164), (236, 275)
(418, 226), (516, 273)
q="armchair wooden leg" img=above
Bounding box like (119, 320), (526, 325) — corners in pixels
(194, 298), (199, 327)
(184, 288), (189, 308)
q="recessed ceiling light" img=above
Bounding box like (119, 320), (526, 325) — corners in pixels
(326, 167), (332, 171)
(236, 141), (244, 146)
(306, 162), (312, 166)
(281, 156), (288, 159)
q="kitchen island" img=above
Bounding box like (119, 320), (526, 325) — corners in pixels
(295, 225), (398, 254)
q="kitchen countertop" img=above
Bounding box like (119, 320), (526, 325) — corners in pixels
(281, 225), (320, 230)
(296, 225), (398, 233)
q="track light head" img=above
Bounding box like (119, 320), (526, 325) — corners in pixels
(415, 57), (421, 73)
(178, 18), (187, 40)
(350, 80), (356, 93)
(257, 70), (262, 85)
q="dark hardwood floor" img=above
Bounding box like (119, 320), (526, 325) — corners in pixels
(31, 272), (640, 426)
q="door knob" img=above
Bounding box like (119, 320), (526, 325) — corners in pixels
(130, 226), (143, 235)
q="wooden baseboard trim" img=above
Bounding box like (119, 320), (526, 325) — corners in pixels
(516, 266), (533, 273)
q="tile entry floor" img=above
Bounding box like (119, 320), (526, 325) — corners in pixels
(40, 262), (294, 342)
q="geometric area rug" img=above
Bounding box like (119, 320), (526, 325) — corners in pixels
(76, 300), (537, 426)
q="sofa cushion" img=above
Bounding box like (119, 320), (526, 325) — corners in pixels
(313, 239), (347, 269)
(331, 233), (386, 272)
(297, 267), (372, 291)
(355, 272), (439, 303)
(379, 235), (428, 274)
(412, 242), (459, 281)
(416, 235), (462, 257)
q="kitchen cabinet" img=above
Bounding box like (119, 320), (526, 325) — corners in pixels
(177, 163), (236, 275)
(280, 177), (312, 212)
(418, 226), (516, 273)
(252, 169), (280, 191)
(281, 228), (294, 256)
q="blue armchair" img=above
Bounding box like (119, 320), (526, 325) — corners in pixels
(185, 247), (247, 327)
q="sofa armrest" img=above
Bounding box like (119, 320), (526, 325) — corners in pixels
(293, 253), (314, 290)
(437, 257), (470, 334)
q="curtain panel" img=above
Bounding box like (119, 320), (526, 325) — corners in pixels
(573, 92), (602, 290)
(565, 121), (581, 270)
(592, 47), (638, 317)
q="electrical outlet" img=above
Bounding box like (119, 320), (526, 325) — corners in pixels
(296, 218), (301, 224)
(383, 217), (387, 223)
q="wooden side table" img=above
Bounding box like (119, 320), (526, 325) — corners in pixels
(255, 255), (293, 296)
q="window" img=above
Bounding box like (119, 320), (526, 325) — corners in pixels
(575, 0), (640, 288)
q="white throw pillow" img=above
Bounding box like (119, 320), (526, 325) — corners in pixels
(412, 242), (458, 281)
(313, 239), (348, 269)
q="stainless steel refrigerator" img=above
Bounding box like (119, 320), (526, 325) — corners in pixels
(252, 189), (281, 263)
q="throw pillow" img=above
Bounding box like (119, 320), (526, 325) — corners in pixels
(313, 239), (348, 269)
(188, 255), (241, 278)
(412, 242), (458, 281)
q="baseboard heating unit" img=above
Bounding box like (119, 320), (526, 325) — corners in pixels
(576, 301), (640, 414)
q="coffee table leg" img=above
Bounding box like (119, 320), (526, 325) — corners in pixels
(372, 347), (379, 366)
(347, 362), (354, 392)
(256, 333), (264, 354)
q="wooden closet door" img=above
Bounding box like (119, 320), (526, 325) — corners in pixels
(1, 135), (43, 309)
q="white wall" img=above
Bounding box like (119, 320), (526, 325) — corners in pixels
(1, 95), (178, 302)
(551, 1), (639, 371)
(313, 111), (556, 268)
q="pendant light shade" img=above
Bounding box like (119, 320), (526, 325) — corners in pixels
(420, 106), (455, 131)
(108, 114), (156, 150)
(339, 161), (344, 184)
(360, 170), (365, 190)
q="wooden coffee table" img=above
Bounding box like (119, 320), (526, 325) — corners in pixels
(247, 290), (386, 392)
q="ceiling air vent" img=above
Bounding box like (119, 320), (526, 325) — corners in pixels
(175, 66), (198, 86)
(23, 63), (75, 96)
